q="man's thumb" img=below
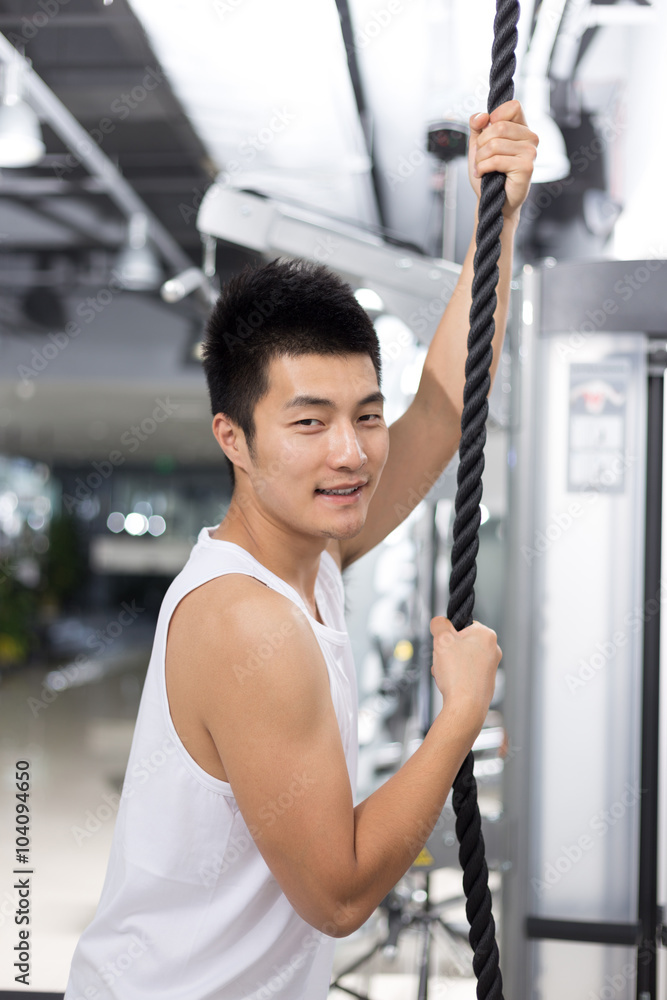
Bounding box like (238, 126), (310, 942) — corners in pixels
(471, 111), (488, 131)
(430, 616), (455, 637)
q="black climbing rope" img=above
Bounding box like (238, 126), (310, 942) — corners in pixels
(446, 1), (520, 997)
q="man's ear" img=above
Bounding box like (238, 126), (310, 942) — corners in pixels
(212, 413), (247, 474)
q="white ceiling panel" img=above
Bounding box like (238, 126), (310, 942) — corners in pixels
(126, 0), (538, 253)
(127, 0), (380, 225)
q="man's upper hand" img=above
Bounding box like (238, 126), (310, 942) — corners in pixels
(467, 98), (539, 220)
(171, 574), (361, 938)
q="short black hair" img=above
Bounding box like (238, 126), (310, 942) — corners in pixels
(201, 256), (383, 488)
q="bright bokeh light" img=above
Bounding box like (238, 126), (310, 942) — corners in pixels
(124, 512), (148, 536)
(354, 288), (384, 312)
(107, 512), (125, 533)
(0, 490), (18, 515)
(148, 515), (166, 536)
(393, 639), (414, 662)
(33, 495), (51, 515)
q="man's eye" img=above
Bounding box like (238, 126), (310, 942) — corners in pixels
(296, 415), (381, 426)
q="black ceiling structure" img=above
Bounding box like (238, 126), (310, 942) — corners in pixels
(0, 0), (257, 291)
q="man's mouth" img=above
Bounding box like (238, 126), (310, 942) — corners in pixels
(315, 484), (365, 498)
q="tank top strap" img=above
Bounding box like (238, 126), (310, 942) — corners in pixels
(162, 526), (290, 604)
(172, 525), (348, 642)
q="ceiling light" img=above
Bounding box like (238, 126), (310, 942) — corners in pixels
(115, 213), (162, 291)
(0, 59), (45, 168)
(517, 1), (570, 185)
(517, 77), (570, 183)
(161, 266), (208, 303)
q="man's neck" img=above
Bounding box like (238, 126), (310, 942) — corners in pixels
(210, 517), (326, 622)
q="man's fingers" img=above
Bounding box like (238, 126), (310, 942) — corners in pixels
(489, 98), (527, 126)
(477, 125), (538, 150)
(469, 111), (490, 132)
(469, 100), (526, 130)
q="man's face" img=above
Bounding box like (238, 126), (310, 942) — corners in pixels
(242, 352), (389, 542)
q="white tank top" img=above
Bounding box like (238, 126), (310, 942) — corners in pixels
(64, 524), (358, 1000)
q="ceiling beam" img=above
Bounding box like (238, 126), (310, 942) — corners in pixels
(0, 32), (215, 309)
(0, 176), (206, 196)
(0, 15), (137, 27)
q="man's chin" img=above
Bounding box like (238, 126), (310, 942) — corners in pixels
(322, 523), (365, 541)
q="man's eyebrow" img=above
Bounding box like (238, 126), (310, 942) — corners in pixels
(282, 391), (385, 411)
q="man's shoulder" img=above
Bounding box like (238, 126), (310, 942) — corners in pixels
(167, 572), (320, 702)
(174, 572), (290, 624)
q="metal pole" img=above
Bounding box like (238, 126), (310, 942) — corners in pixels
(637, 358), (665, 998)
(441, 160), (458, 263)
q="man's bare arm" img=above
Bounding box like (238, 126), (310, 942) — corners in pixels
(175, 579), (500, 939)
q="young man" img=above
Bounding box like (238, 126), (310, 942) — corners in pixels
(64, 101), (538, 999)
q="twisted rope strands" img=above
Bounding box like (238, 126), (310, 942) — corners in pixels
(445, 2), (520, 996)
